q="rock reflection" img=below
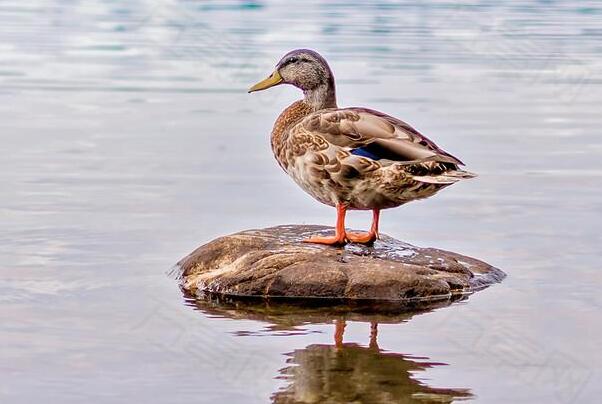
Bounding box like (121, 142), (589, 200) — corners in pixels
(185, 293), (472, 403)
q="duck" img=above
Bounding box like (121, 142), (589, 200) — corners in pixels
(249, 49), (475, 246)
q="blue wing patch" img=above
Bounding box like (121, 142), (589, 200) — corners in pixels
(350, 146), (381, 160)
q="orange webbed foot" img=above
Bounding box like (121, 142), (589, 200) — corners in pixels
(303, 234), (347, 246)
(346, 231), (378, 245)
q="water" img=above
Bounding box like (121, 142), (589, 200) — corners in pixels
(1, 1), (601, 403)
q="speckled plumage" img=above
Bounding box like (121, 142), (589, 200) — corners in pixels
(250, 49), (475, 244)
(270, 101), (474, 210)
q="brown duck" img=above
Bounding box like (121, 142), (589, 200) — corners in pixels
(249, 49), (475, 245)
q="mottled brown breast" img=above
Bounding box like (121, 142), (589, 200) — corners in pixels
(271, 100), (314, 169)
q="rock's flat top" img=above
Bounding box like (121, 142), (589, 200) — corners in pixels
(176, 225), (505, 303)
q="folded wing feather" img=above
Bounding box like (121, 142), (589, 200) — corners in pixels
(296, 107), (464, 166)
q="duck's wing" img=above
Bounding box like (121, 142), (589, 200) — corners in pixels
(294, 107), (464, 166)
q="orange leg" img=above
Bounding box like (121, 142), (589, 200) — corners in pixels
(303, 204), (347, 245)
(334, 319), (346, 348)
(347, 209), (380, 244)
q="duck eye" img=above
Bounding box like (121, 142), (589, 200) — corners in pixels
(288, 57), (299, 64)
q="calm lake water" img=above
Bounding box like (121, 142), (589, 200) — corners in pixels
(1, 1), (601, 403)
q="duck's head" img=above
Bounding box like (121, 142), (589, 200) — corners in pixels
(249, 49), (337, 109)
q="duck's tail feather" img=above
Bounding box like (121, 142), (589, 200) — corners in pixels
(412, 169), (477, 184)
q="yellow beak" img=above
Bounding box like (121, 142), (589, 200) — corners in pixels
(248, 70), (283, 93)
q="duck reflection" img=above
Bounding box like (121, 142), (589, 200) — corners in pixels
(273, 320), (471, 403)
(185, 293), (472, 403)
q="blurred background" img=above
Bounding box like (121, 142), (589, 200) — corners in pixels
(1, 1), (600, 403)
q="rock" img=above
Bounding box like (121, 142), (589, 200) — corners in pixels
(175, 225), (505, 304)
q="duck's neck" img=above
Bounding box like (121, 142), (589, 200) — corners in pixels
(303, 79), (337, 111)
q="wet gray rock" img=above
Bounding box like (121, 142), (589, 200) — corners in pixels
(175, 225), (505, 303)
